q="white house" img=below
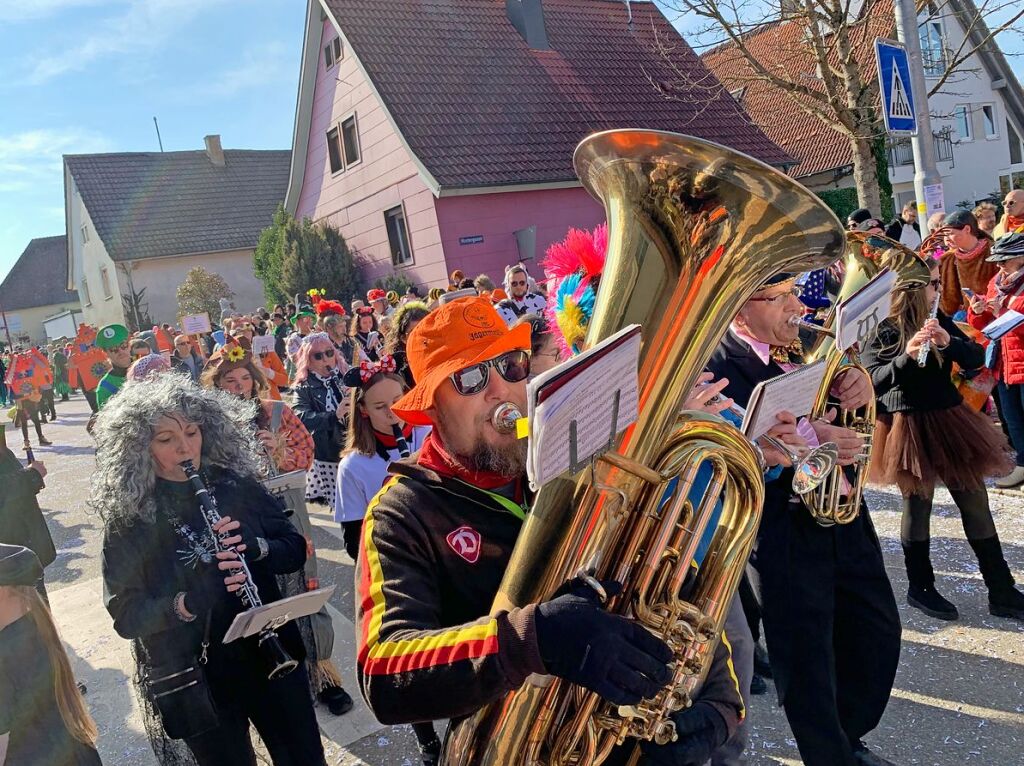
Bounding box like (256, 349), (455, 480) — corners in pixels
(64, 136), (290, 329)
(704, 0), (1024, 212)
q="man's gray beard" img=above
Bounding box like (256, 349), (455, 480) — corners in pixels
(446, 435), (528, 478)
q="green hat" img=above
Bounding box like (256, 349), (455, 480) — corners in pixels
(96, 324), (129, 349)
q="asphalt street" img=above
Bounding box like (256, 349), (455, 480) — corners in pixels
(25, 393), (1024, 765)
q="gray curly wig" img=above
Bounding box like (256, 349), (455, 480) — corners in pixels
(90, 373), (266, 529)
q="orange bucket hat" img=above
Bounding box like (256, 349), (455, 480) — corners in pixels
(392, 296), (531, 425)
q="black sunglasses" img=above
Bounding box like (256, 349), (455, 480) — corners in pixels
(449, 350), (530, 396)
(311, 349), (336, 361)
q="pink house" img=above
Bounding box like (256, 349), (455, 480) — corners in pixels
(284, 0), (789, 292)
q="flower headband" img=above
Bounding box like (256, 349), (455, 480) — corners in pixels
(355, 305), (375, 317)
(342, 353), (398, 387)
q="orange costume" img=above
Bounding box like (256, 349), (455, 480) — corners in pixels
(256, 351), (290, 401)
(66, 324), (110, 393)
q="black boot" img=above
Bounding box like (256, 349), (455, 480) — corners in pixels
(969, 536), (1024, 621)
(317, 684), (354, 715)
(903, 541), (958, 620)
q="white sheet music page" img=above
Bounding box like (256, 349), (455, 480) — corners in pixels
(982, 309), (1024, 340)
(835, 268), (897, 352)
(526, 325), (642, 488)
(741, 359), (828, 439)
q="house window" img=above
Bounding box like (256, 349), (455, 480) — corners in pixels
(384, 205), (412, 266)
(919, 20), (945, 76)
(81, 278), (91, 306)
(341, 114), (360, 166)
(100, 267), (112, 300)
(982, 105), (998, 139)
(954, 105), (972, 141)
(323, 37), (342, 69)
(80, 224), (89, 245)
(1009, 120), (1023, 166)
(326, 127), (343, 174)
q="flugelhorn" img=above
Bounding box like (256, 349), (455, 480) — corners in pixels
(442, 130), (844, 766)
(798, 231), (929, 526)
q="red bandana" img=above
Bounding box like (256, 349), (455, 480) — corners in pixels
(374, 424), (413, 449)
(1007, 215), (1024, 233)
(417, 430), (520, 491)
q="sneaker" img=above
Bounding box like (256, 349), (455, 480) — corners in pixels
(852, 741), (897, 766)
(989, 586), (1024, 621)
(38, 438), (52, 446)
(995, 466), (1024, 488)
(317, 685), (354, 716)
(907, 585), (958, 620)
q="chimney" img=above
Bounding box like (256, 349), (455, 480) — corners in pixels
(204, 134), (225, 167)
(506, 0), (549, 50)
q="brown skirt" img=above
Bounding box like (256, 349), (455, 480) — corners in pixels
(869, 404), (1013, 495)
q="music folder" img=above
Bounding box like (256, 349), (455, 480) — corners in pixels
(222, 586), (335, 644)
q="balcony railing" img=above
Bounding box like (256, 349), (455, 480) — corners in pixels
(887, 129), (955, 169)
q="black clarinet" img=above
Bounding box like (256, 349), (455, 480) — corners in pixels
(179, 460), (297, 680)
(392, 423), (411, 458)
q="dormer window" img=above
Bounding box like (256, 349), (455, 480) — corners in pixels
(324, 37), (343, 69)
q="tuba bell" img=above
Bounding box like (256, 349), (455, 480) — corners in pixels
(442, 130), (845, 766)
(798, 231), (931, 526)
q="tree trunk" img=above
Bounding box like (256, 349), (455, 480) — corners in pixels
(850, 135), (882, 216)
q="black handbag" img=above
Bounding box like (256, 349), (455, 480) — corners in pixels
(147, 612), (219, 740)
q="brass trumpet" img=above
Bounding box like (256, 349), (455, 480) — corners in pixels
(442, 130), (844, 766)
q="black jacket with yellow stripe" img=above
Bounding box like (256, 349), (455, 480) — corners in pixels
(355, 458), (744, 741)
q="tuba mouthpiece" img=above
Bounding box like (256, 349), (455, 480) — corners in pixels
(491, 402), (523, 435)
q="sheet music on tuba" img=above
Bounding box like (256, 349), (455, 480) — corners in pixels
(524, 325), (642, 488)
(834, 267), (897, 352)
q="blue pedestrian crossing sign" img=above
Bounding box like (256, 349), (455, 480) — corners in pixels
(875, 38), (917, 136)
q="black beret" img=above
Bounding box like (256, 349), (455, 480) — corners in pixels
(0, 543), (43, 586)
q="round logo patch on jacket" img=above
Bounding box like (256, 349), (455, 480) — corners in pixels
(446, 525), (481, 564)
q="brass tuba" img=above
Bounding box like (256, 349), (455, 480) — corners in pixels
(442, 130), (844, 766)
(799, 231), (930, 526)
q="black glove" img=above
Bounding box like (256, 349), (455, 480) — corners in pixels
(182, 586), (218, 618)
(234, 522), (264, 562)
(638, 702), (728, 766)
(535, 579), (673, 706)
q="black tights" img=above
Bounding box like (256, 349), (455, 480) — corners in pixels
(901, 487), (997, 544)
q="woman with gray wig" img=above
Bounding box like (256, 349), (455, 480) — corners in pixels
(94, 375), (326, 765)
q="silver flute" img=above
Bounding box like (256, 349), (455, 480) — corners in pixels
(916, 293), (941, 367)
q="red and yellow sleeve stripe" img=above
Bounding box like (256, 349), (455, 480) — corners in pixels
(357, 478), (501, 676)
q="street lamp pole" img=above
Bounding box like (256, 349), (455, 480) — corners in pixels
(893, 0), (944, 235)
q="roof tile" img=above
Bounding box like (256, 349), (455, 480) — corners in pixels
(0, 236), (79, 311)
(64, 149), (290, 262)
(323, 0), (791, 188)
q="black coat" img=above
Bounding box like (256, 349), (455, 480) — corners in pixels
(860, 312), (982, 414)
(0, 446), (55, 568)
(291, 375), (346, 462)
(101, 469), (307, 670)
(707, 331), (801, 512)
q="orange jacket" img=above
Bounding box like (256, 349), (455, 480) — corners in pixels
(257, 351), (289, 401)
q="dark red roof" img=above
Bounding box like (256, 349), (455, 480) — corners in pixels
(323, 0), (791, 188)
(703, 3), (894, 179)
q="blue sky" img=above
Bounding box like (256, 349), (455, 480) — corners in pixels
(0, 1), (1021, 283)
(0, 0), (303, 280)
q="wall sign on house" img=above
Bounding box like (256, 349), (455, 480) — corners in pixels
(459, 235), (485, 246)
